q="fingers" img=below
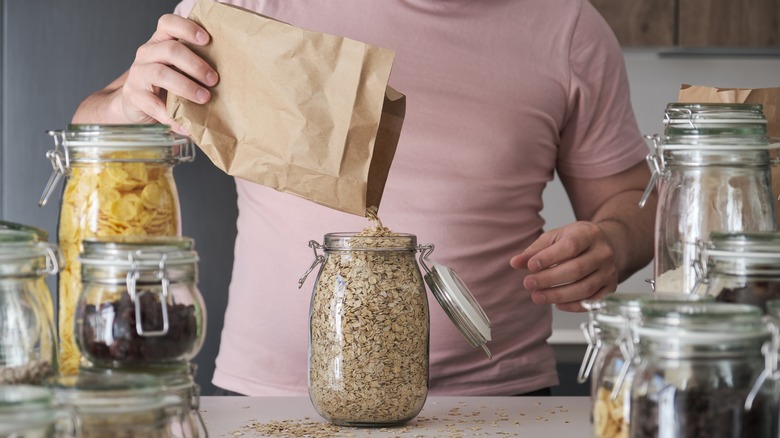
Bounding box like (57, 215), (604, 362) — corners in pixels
(119, 14), (218, 129)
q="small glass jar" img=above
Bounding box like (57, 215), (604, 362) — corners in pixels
(630, 302), (775, 438)
(642, 104), (776, 294)
(48, 373), (182, 438)
(580, 293), (708, 438)
(299, 231), (490, 426)
(75, 236), (206, 369)
(79, 364), (206, 438)
(698, 231), (780, 312)
(0, 385), (79, 437)
(39, 124), (194, 375)
(0, 229), (62, 385)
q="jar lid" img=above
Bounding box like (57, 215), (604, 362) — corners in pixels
(422, 258), (492, 359)
(79, 236), (198, 268)
(0, 221), (48, 242)
(61, 124), (191, 148)
(707, 231), (780, 257)
(637, 302), (768, 343)
(0, 385), (52, 408)
(79, 363), (195, 391)
(665, 103), (767, 125)
(0, 229), (62, 275)
(0, 386), (56, 434)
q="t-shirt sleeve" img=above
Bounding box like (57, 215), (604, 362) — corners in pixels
(173, 0), (197, 17)
(556, 1), (648, 179)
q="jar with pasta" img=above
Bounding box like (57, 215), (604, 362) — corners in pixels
(299, 220), (491, 426)
(38, 124), (194, 375)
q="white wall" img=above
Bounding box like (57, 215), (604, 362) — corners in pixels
(548, 50), (780, 342)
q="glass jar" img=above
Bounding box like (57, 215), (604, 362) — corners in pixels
(75, 236), (206, 369)
(698, 231), (780, 312)
(47, 373), (182, 438)
(642, 104), (776, 294)
(0, 229), (62, 385)
(38, 124), (194, 375)
(630, 302), (775, 438)
(79, 364), (206, 438)
(0, 385), (79, 437)
(580, 293), (708, 438)
(299, 231), (490, 426)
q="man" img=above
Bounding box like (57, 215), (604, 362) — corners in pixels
(73, 0), (656, 396)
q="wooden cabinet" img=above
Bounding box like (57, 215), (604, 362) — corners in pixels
(591, 0), (780, 48)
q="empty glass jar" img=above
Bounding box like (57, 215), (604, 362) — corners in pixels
(643, 104), (776, 294)
(75, 236), (206, 369)
(0, 229), (62, 385)
(39, 124), (194, 375)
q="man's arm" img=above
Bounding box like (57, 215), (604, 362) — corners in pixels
(510, 161), (657, 312)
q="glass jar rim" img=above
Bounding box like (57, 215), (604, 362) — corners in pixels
(62, 124), (190, 148)
(80, 236), (198, 268)
(47, 373), (174, 413)
(665, 103), (766, 124)
(322, 232), (417, 251)
(639, 302), (765, 334)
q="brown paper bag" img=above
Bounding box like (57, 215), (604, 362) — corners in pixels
(167, 0), (405, 216)
(678, 84), (780, 229)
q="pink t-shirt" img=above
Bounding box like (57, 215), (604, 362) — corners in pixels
(175, 0), (647, 396)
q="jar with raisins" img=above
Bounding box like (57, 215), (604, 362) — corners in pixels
(74, 236), (206, 370)
(630, 302), (775, 438)
(0, 228), (62, 385)
(299, 229), (491, 426)
(698, 231), (780, 312)
(38, 124), (195, 375)
(642, 104), (776, 294)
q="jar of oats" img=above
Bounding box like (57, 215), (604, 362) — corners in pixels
(300, 227), (491, 426)
(75, 236), (206, 370)
(0, 229), (62, 386)
(47, 373), (182, 438)
(38, 124), (194, 375)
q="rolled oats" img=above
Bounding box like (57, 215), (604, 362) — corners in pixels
(308, 220), (429, 426)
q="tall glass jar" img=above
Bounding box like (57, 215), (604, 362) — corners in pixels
(630, 302), (775, 438)
(47, 373), (182, 438)
(38, 124), (194, 375)
(0, 385), (79, 437)
(0, 229), (62, 385)
(74, 236), (206, 369)
(303, 232), (430, 426)
(643, 104), (776, 294)
(699, 231), (780, 312)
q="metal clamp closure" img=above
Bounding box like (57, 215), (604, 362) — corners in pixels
(298, 240), (326, 289)
(37, 242), (64, 276)
(746, 319), (780, 410)
(39, 130), (69, 207)
(577, 304), (603, 384)
(417, 244), (436, 275)
(639, 135), (664, 208)
(125, 251), (170, 337)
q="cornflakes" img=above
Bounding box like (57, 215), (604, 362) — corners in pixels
(57, 157), (180, 375)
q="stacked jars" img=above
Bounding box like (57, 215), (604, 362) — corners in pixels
(643, 103), (776, 294)
(39, 124), (194, 375)
(0, 228), (62, 385)
(629, 302), (776, 438)
(73, 236), (207, 437)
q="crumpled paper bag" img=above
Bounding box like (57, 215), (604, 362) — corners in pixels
(167, 0), (405, 216)
(679, 84), (780, 229)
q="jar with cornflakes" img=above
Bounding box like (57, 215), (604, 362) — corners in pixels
(0, 229), (62, 385)
(299, 225), (491, 426)
(74, 236), (205, 370)
(38, 124), (194, 375)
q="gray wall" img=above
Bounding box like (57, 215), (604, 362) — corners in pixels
(0, 1), (236, 396)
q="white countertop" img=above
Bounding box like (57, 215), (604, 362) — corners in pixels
(199, 396), (591, 437)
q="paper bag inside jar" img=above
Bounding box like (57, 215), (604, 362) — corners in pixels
(678, 84), (780, 230)
(166, 0), (405, 216)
